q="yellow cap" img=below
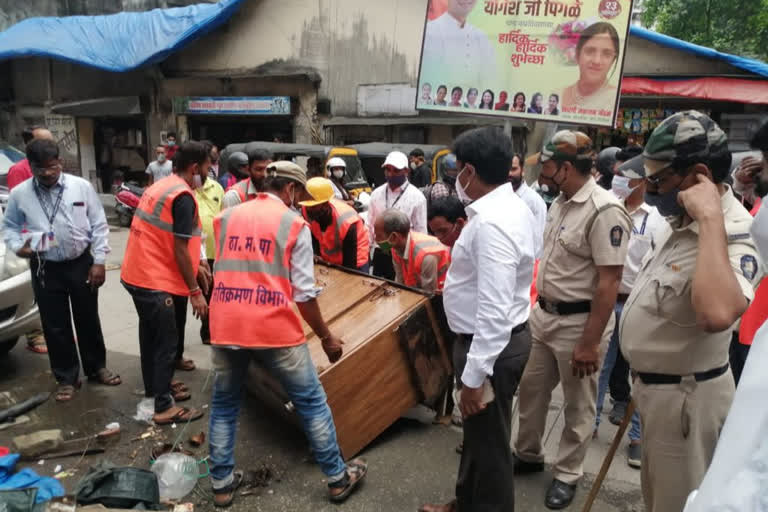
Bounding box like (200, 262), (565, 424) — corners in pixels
(298, 177), (335, 207)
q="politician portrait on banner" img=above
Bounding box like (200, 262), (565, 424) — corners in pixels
(416, 0), (633, 127)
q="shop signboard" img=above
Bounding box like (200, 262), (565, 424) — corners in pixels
(45, 114), (80, 174)
(173, 96), (291, 116)
(416, 0), (633, 127)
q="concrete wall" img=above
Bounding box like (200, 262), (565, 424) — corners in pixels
(165, 0), (428, 117)
(623, 37), (745, 76)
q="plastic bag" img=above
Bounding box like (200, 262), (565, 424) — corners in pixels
(134, 398), (154, 423)
(151, 453), (207, 501)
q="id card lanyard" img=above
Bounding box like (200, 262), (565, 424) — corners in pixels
(385, 183), (408, 209)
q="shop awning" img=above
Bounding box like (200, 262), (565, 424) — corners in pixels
(0, 0), (244, 72)
(621, 77), (768, 104)
(51, 96), (143, 117)
(323, 116), (525, 127)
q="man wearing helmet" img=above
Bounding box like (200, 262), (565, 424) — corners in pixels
(326, 157), (355, 206)
(299, 177), (370, 272)
(217, 151), (249, 191)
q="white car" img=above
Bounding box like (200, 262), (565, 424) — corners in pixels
(0, 210), (42, 355)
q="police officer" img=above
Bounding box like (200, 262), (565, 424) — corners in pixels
(513, 130), (631, 509)
(619, 111), (761, 512)
(207, 161), (368, 507)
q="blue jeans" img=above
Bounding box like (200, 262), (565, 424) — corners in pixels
(595, 303), (641, 442)
(209, 344), (347, 489)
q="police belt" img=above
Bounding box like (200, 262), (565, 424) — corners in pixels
(538, 297), (591, 315)
(637, 363), (730, 385)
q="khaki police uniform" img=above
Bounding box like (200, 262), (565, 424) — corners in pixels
(620, 186), (761, 512)
(515, 177), (631, 484)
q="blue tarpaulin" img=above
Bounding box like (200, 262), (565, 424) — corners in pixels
(629, 26), (768, 79)
(0, 0), (244, 72)
(0, 454), (64, 504)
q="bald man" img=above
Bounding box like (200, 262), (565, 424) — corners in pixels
(8, 127), (55, 190)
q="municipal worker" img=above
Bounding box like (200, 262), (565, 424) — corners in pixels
(299, 177), (370, 272)
(207, 161), (367, 507)
(374, 208), (450, 293)
(222, 148), (272, 208)
(121, 141), (210, 425)
(619, 111), (761, 512)
(513, 130), (631, 510)
(327, 156), (355, 205)
(196, 142), (225, 344)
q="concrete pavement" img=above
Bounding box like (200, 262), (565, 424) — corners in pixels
(0, 228), (643, 511)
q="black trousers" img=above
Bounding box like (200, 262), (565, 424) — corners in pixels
(123, 282), (180, 413)
(199, 259), (214, 343)
(173, 295), (188, 362)
(30, 252), (106, 386)
(372, 248), (395, 280)
(453, 325), (532, 511)
(609, 345), (631, 403)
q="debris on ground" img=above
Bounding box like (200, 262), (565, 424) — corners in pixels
(13, 429), (63, 458)
(188, 432), (205, 448)
(239, 463), (277, 497)
(0, 392), (51, 424)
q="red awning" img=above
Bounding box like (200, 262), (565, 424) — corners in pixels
(621, 77), (768, 104)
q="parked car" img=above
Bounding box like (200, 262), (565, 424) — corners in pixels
(0, 211), (41, 355)
(0, 142), (26, 213)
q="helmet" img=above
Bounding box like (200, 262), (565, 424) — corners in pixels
(228, 151), (249, 172)
(326, 156), (346, 169)
(596, 147), (621, 177)
(298, 177), (335, 207)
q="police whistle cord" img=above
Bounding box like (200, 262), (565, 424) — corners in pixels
(581, 399), (637, 512)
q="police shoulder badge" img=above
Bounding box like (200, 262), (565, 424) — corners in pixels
(610, 226), (624, 247)
(740, 255), (758, 281)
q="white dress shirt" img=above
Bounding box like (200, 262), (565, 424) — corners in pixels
(620, 202), (665, 294)
(516, 182), (547, 257)
(367, 180), (427, 246)
(443, 183), (536, 388)
(420, 13), (496, 90)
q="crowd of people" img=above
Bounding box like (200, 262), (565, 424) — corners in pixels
(2, 111), (768, 511)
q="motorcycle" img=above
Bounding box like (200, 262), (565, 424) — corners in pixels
(114, 182), (144, 227)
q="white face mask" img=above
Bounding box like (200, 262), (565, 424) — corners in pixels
(332, 170), (345, 179)
(751, 200), (768, 262)
(157, 154), (167, 163)
(611, 176), (638, 200)
(410, 162), (418, 170)
(455, 166), (473, 203)
(192, 174), (203, 189)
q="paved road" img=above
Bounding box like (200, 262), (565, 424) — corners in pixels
(0, 228), (643, 511)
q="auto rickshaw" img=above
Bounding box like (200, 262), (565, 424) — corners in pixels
(219, 142), (371, 199)
(349, 143), (450, 187)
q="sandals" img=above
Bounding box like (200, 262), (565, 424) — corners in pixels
(171, 380), (189, 393)
(328, 458), (368, 503)
(213, 470), (244, 508)
(153, 406), (204, 425)
(175, 359), (196, 371)
(88, 368), (122, 386)
(55, 381), (82, 402)
(26, 337), (48, 354)
(172, 388), (191, 402)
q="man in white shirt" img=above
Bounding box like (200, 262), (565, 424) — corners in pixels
(368, 151), (427, 279)
(421, 0), (496, 89)
(146, 145), (173, 185)
(509, 153), (547, 257)
(419, 127), (536, 512)
(593, 153), (665, 469)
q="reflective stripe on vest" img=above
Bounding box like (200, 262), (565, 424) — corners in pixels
(210, 195), (305, 348)
(305, 200), (368, 268)
(232, 179), (256, 203)
(121, 174), (202, 296)
(392, 232), (450, 291)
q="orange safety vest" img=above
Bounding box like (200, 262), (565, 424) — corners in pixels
(391, 231), (451, 291)
(303, 199), (369, 269)
(121, 174), (202, 296)
(230, 178), (257, 203)
(210, 194), (307, 348)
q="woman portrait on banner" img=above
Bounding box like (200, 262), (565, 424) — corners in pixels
(495, 91), (510, 111)
(463, 88), (479, 108)
(561, 22), (620, 111)
(527, 92), (543, 114)
(434, 84), (448, 106)
(478, 89), (494, 109)
(511, 91), (526, 112)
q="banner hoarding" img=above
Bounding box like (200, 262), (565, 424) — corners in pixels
(416, 0), (633, 127)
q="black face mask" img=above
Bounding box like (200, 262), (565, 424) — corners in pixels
(311, 207), (333, 228)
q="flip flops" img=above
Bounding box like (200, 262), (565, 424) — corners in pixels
(153, 406), (204, 425)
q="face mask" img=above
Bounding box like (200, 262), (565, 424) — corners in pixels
(611, 176), (638, 200)
(192, 174), (203, 189)
(332, 170), (345, 179)
(376, 237), (393, 254)
(410, 162), (417, 170)
(645, 188), (684, 217)
(455, 166), (473, 203)
(387, 174), (407, 189)
(157, 154), (167, 163)
(167, 141), (175, 147)
(750, 200), (768, 262)
(540, 183), (559, 198)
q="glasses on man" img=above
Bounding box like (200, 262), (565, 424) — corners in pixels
(645, 166), (676, 186)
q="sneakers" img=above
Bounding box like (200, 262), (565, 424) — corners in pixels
(627, 443), (642, 469)
(609, 401), (628, 426)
